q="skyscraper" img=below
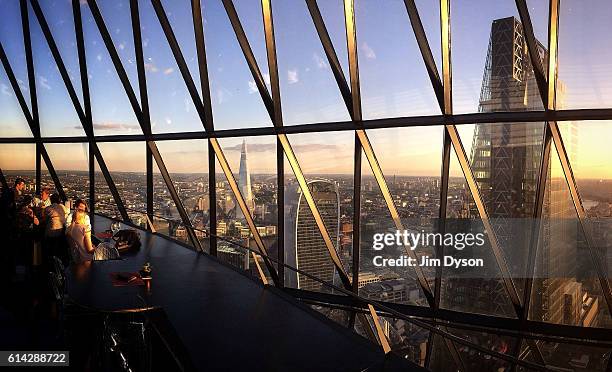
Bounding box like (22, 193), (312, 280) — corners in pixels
(447, 17), (581, 324)
(284, 180), (341, 291)
(235, 140), (255, 221)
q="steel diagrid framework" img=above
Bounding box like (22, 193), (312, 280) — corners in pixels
(0, 0), (610, 368)
(28, 0), (130, 221)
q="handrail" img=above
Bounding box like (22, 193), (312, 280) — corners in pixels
(95, 205), (554, 370)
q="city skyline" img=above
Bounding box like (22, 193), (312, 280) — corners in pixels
(2, 1), (612, 178)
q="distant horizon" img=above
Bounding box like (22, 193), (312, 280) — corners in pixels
(3, 168), (612, 181)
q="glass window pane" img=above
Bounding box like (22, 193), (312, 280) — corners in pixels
(36, 0), (83, 106)
(359, 127), (442, 307)
(216, 136), (277, 275)
(452, 1), (544, 114)
(317, 0), (348, 78)
(273, 0), (350, 125)
(527, 123), (612, 329)
(558, 0), (612, 109)
(154, 140), (209, 251)
(44, 143), (90, 203)
(82, 4), (142, 136)
(201, 0), (272, 130)
(0, 0), (30, 112)
(140, 0), (203, 134)
(284, 131), (353, 292)
(29, 3), (86, 137)
(0, 144), (35, 188)
(356, 0), (440, 118)
(96, 142), (146, 223)
(96, 0), (139, 100)
(0, 68), (32, 137)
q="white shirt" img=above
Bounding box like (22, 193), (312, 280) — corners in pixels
(31, 197), (51, 208)
(45, 203), (68, 237)
(66, 223), (93, 263)
(66, 212), (91, 230)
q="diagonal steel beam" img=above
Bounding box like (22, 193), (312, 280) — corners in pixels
(341, 0), (365, 303)
(515, 0), (548, 108)
(549, 122), (612, 315)
(546, 0), (559, 111)
(0, 5), (66, 201)
(357, 130), (435, 305)
(261, 0), (282, 127)
(305, 0), (353, 117)
(190, 0), (214, 133)
(221, 0), (274, 121)
(434, 129), (451, 311)
(403, 0), (444, 112)
(260, 0), (286, 287)
(279, 133), (353, 290)
(87, 0), (145, 131)
(446, 125), (523, 317)
(210, 138), (279, 285)
(150, 0), (279, 283)
(368, 304), (392, 353)
(343, 0), (361, 122)
(130, 0), (202, 250)
(150, 0), (210, 131)
(30, 0), (129, 220)
(191, 0), (217, 254)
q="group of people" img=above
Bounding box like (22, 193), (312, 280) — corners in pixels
(0, 177), (97, 278)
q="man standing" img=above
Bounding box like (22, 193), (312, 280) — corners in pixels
(32, 186), (51, 209)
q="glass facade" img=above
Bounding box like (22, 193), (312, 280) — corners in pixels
(1, 1), (611, 370)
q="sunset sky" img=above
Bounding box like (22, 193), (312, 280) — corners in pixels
(1, 0), (611, 179)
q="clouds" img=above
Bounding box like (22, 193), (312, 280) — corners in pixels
(1, 83), (11, 97)
(312, 53), (328, 69)
(361, 42), (376, 59)
(86, 122), (141, 131)
(223, 142), (340, 153)
(144, 63), (158, 73)
(287, 69), (299, 84)
(38, 75), (51, 90)
(247, 72), (270, 94)
(247, 80), (258, 94)
(163, 67), (175, 75)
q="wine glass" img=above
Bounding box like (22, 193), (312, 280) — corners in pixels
(110, 221), (121, 235)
